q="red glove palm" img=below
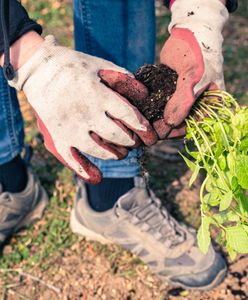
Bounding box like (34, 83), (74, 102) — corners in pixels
(155, 0), (228, 139)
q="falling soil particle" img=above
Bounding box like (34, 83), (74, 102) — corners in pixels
(133, 64), (178, 122)
(187, 11), (195, 16)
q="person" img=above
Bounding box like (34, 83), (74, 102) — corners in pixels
(0, 0), (238, 290)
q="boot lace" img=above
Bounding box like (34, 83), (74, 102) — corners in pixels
(128, 193), (186, 248)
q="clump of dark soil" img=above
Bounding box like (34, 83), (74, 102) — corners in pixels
(134, 64), (178, 122)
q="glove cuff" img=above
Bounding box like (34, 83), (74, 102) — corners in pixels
(164, 0), (237, 13)
(168, 0), (229, 57)
(169, 0), (229, 34)
(9, 35), (58, 91)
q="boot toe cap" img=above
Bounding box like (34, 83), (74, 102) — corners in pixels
(170, 252), (227, 290)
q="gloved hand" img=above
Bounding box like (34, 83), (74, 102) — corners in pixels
(155, 0), (229, 139)
(9, 36), (157, 184)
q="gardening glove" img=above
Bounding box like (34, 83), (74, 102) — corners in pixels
(9, 35), (157, 184)
(155, 0), (229, 139)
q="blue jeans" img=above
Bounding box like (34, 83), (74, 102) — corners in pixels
(0, 0), (156, 178)
(0, 69), (24, 165)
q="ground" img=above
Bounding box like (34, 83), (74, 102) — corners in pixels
(0, 1), (248, 299)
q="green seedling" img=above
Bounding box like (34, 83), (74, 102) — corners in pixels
(181, 90), (248, 259)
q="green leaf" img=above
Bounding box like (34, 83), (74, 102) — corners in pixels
(227, 152), (236, 174)
(180, 153), (197, 173)
(201, 203), (210, 213)
(184, 144), (199, 160)
(189, 164), (200, 187)
(197, 216), (211, 254)
(240, 137), (248, 152)
(226, 245), (237, 260)
(202, 125), (211, 133)
(242, 225), (248, 234)
(235, 109), (248, 133)
(231, 176), (239, 192)
(213, 210), (239, 224)
(226, 225), (248, 253)
(213, 123), (228, 148)
(233, 191), (248, 217)
(203, 193), (211, 204)
(236, 155), (248, 189)
(208, 189), (221, 206)
(205, 177), (213, 193)
(217, 155), (227, 171)
(215, 177), (228, 194)
(202, 118), (216, 126)
(223, 123), (230, 135)
(214, 142), (224, 158)
(219, 191), (233, 211)
(216, 233), (223, 245)
(241, 194), (248, 215)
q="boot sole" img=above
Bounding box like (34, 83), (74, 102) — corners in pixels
(15, 186), (49, 231)
(70, 208), (112, 245)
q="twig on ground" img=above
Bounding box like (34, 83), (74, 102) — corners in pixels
(1, 288), (6, 300)
(7, 288), (31, 300)
(0, 268), (61, 295)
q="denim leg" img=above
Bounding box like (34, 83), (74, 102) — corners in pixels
(0, 68), (24, 165)
(73, 0), (155, 177)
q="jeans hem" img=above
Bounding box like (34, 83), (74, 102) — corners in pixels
(0, 146), (23, 165)
(100, 171), (140, 178)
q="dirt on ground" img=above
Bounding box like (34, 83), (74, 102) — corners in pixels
(2, 241), (248, 300)
(0, 134), (248, 299)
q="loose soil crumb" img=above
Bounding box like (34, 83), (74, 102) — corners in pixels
(134, 64), (178, 122)
(134, 64), (178, 186)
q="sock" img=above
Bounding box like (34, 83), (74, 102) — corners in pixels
(0, 155), (28, 193)
(86, 178), (134, 212)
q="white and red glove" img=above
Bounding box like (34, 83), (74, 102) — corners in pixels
(9, 36), (157, 184)
(155, 0), (229, 138)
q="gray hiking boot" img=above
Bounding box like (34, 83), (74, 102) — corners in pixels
(0, 168), (48, 247)
(71, 177), (227, 290)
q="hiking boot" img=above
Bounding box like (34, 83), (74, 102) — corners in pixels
(0, 168), (48, 247)
(71, 177), (227, 290)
